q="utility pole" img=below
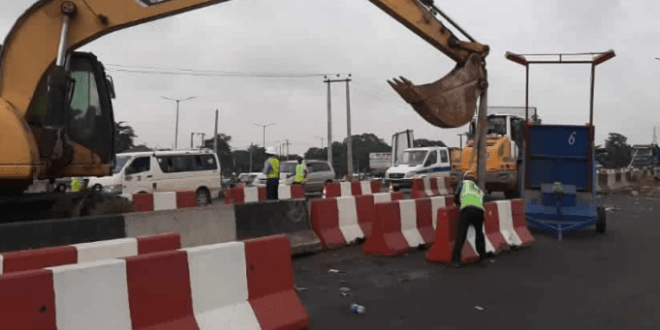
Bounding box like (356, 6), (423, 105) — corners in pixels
(190, 132), (195, 148)
(324, 76), (333, 163)
(162, 95), (196, 149)
(315, 136), (324, 148)
(254, 123), (276, 147)
(214, 109), (219, 153)
(345, 74), (353, 180)
(249, 143), (253, 172)
(325, 74), (353, 179)
(284, 139), (291, 158)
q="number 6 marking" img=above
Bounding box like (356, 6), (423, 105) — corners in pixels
(568, 132), (576, 145)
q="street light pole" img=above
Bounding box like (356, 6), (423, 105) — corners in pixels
(162, 96), (196, 149)
(254, 123), (276, 148)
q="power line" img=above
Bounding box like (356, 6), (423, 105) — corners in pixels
(105, 63), (328, 78)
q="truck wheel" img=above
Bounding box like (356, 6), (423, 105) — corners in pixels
(596, 206), (606, 233)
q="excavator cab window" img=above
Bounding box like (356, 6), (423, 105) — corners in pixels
(28, 52), (115, 163)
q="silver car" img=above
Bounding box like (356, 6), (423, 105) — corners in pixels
(279, 160), (335, 193)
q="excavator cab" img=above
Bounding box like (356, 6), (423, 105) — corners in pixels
(28, 52), (116, 177)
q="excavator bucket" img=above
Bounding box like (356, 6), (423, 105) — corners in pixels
(388, 53), (486, 128)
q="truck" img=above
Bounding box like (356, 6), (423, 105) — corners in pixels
(451, 107), (540, 198)
(385, 146), (452, 189)
(630, 144), (660, 169)
(369, 152), (392, 177)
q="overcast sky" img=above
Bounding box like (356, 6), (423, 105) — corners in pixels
(1, 0), (659, 155)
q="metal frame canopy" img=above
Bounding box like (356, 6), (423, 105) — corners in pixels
(504, 50), (616, 125)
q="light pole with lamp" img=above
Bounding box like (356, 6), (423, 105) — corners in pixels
(162, 96), (196, 149)
(254, 123), (276, 148)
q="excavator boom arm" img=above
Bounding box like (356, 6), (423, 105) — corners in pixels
(368, 0), (488, 63)
(0, 0), (233, 115)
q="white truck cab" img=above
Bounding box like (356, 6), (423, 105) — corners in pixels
(385, 146), (451, 189)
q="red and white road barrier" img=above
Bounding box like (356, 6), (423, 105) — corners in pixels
(126, 191), (198, 212)
(310, 193), (408, 249)
(225, 186), (267, 204)
(0, 233), (180, 275)
(226, 185), (304, 204)
(492, 199), (534, 248)
(362, 196), (454, 256)
(277, 184), (306, 200)
(426, 199), (533, 264)
(0, 235), (309, 330)
(311, 195), (376, 249)
(322, 180), (382, 198)
(411, 176), (453, 199)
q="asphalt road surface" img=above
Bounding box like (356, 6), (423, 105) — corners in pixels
(292, 194), (660, 329)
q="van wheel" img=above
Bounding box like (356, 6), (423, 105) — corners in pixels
(55, 184), (67, 193)
(92, 184), (103, 192)
(196, 188), (211, 205)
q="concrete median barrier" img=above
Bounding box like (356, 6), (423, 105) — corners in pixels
(0, 235), (309, 330)
(234, 199), (321, 255)
(0, 232), (180, 274)
(0, 215), (126, 253)
(124, 203), (236, 248)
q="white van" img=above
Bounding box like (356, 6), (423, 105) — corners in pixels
(385, 146), (451, 189)
(87, 149), (221, 204)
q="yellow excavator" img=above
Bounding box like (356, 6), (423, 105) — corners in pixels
(0, 0), (489, 220)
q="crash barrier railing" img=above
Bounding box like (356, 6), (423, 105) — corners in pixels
(124, 191), (198, 212)
(225, 185), (305, 204)
(411, 176), (454, 199)
(596, 168), (659, 193)
(0, 232), (180, 275)
(322, 180), (382, 198)
(0, 235), (310, 330)
(426, 199), (534, 264)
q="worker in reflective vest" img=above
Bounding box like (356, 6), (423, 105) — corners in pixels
(263, 147), (280, 199)
(293, 157), (307, 184)
(71, 177), (82, 192)
(450, 171), (494, 267)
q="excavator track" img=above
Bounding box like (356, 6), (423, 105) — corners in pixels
(1, 192), (136, 223)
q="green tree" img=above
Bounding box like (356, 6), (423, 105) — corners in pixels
(304, 133), (391, 178)
(115, 121), (137, 153)
(598, 133), (633, 169)
(203, 134), (233, 175)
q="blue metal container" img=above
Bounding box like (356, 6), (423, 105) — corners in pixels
(523, 124), (602, 239)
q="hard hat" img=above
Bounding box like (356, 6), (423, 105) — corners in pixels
(463, 171), (477, 181)
(265, 147), (277, 155)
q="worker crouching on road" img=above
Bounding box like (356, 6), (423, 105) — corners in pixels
(263, 147), (280, 200)
(293, 157), (307, 185)
(450, 171), (494, 267)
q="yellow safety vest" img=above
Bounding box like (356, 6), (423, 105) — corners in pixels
(267, 157), (280, 179)
(294, 164), (306, 183)
(460, 180), (484, 210)
(71, 177), (81, 192)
